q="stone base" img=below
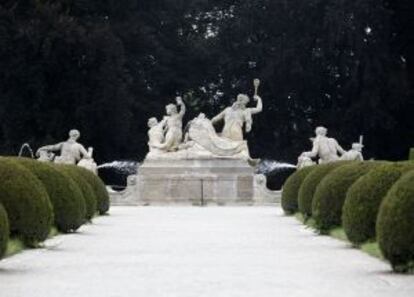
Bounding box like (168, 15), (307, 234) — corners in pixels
(128, 159), (255, 205)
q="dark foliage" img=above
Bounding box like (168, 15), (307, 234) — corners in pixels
(377, 169), (414, 273)
(0, 158), (53, 246)
(342, 162), (414, 245)
(55, 164), (97, 221)
(16, 158), (86, 233)
(298, 161), (349, 219)
(312, 162), (378, 233)
(0, 0), (413, 163)
(0, 203), (8, 260)
(75, 166), (110, 215)
(281, 166), (315, 215)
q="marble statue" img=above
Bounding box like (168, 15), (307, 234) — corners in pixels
(300, 126), (346, 164)
(180, 113), (249, 158)
(77, 147), (98, 174)
(151, 97), (186, 152)
(297, 154), (316, 169)
(37, 129), (91, 165)
(340, 142), (364, 161)
(211, 80), (263, 141)
(147, 117), (166, 152)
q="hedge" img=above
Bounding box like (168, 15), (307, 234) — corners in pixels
(312, 162), (378, 233)
(377, 170), (414, 272)
(342, 162), (413, 245)
(55, 165), (97, 220)
(298, 161), (349, 219)
(0, 203), (9, 260)
(74, 166), (110, 215)
(0, 158), (53, 246)
(281, 166), (315, 215)
(17, 158), (87, 233)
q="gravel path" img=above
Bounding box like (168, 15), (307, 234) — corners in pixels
(0, 206), (413, 297)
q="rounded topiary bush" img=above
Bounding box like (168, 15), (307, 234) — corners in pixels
(75, 167), (110, 215)
(0, 158), (53, 246)
(281, 166), (316, 215)
(312, 162), (379, 233)
(55, 165), (97, 221)
(298, 161), (349, 219)
(16, 158), (87, 233)
(343, 162), (413, 245)
(377, 170), (414, 272)
(0, 203), (9, 260)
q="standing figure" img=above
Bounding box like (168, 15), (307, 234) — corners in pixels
(153, 97), (186, 152)
(211, 94), (263, 141)
(301, 126), (346, 164)
(37, 129), (90, 165)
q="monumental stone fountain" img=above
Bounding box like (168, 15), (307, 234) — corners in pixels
(115, 79), (280, 205)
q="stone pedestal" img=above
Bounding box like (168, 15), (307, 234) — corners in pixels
(132, 159), (255, 205)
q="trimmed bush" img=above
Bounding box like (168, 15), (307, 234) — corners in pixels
(312, 162), (378, 233)
(298, 161), (349, 219)
(16, 158), (86, 233)
(0, 158), (53, 246)
(55, 165), (97, 220)
(377, 170), (414, 272)
(281, 166), (316, 215)
(0, 203), (9, 260)
(343, 162), (413, 245)
(74, 167), (110, 215)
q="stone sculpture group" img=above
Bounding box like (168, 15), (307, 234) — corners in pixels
(297, 126), (364, 169)
(36, 129), (98, 174)
(146, 79), (263, 161)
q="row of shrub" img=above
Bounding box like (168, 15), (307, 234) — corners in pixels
(0, 157), (110, 260)
(282, 160), (414, 273)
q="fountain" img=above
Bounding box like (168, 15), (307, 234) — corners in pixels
(18, 143), (35, 158)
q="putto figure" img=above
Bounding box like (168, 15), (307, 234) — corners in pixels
(152, 97), (186, 152)
(37, 129), (91, 165)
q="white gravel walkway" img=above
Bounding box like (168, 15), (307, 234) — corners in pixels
(0, 206), (413, 297)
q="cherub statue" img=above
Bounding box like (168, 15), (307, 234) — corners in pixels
(152, 97), (186, 152)
(147, 117), (166, 152)
(37, 129), (90, 165)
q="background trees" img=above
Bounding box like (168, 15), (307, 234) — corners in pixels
(0, 0), (413, 163)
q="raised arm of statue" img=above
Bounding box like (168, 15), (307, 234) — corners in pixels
(250, 95), (263, 115)
(176, 97), (186, 118)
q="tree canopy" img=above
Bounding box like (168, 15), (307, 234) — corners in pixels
(0, 0), (413, 163)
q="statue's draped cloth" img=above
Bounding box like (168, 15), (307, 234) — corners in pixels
(187, 116), (248, 157)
